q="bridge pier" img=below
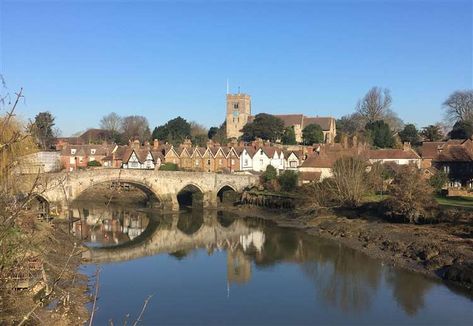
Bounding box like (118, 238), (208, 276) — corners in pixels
(203, 191), (218, 209)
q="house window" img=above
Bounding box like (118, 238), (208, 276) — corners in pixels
(290, 161), (297, 168)
(244, 159), (248, 166)
(195, 160), (200, 166)
(231, 159), (235, 165)
(207, 159), (211, 165)
(91, 149), (96, 155)
(71, 149), (76, 155)
(219, 159), (222, 165)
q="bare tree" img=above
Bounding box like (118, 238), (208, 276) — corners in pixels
(443, 90), (473, 124)
(100, 112), (122, 134)
(189, 121), (208, 137)
(121, 115), (151, 143)
(356, 87), (393, 123)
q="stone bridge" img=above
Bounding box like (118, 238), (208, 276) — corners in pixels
(17, 169), (259, 211)
(82, 211), (261, 263)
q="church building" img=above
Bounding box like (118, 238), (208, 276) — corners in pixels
(225, 92), (337, 144)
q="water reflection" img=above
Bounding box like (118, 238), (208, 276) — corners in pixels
(74, 202), (472, 322)
(70, 201), (150, 246)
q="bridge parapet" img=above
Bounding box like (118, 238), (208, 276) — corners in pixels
(17, 169), (259, 212)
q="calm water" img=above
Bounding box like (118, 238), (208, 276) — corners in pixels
(72, 202), (473, 325)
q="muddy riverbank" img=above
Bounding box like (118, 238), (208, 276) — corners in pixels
(226, 205), (473, 293)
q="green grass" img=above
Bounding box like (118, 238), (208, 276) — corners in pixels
(436, 195), (473, 209)
(362, 194), (389, 203)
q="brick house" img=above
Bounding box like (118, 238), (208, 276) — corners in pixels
(60, 144), (115, 171)
(419, 139), (473, 188)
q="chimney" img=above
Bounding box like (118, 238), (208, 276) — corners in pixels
(132, 139), (140, 150)
(182, 139), (192, 149)
(352, 135), (358, 148)
(342, 134), (348, 149)
(153, 139), (159, 150)
(403, 142), (411, 151)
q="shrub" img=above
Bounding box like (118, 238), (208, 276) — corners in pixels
(261, 165), (277, 183)
(278, 170), (298, 192)
(331, 156), (369, 207)
(429, 170), (449, 194)
(159, 163), (179, 171)
(384, 165), (437, 223)
(87, 160), (101, 167)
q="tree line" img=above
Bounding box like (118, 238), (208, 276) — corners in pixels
(337, 87), (473, 148)
(30, 87), (473, 150)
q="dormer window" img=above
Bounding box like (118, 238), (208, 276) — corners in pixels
(71, 149), (76, 155)
(91, 149), (96, 155)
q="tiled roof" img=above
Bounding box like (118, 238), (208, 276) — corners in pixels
(303, 117), (334, 131)
(419, 139), (473, 162)
(418, 142), (446, 159)
(301, 149), (361, 168)
(60, 144), (114, 156)
(368, 149), (420, 160)
(273, 114), (304, 127)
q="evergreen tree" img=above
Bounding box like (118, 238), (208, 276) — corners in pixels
(282, 126), (297, 145)
(32, 111), (56, 149)
(241, 113), (284, 142)
(365, 120), (395, 148)
(302, 124), (324, 145)
(399, 124), (420, 145)
(449, 120), (473, 139)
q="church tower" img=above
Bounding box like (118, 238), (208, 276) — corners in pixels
(226, 92), (251, 139)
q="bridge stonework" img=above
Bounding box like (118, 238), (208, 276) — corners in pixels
(18, 169), (259, 211)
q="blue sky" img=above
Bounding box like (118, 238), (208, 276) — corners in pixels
(1, 0), (472, 136)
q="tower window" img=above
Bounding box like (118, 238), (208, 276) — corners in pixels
(233, 103), (239, 109)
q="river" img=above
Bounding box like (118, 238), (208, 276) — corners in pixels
(71, 201), (473, 325)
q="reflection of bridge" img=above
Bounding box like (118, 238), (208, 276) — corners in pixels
(82, 210), (264, 264)
(18, 169), (259, 211)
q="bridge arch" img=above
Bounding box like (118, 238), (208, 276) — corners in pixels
(216, 184), (239, 205)
(28, 193), (51, 218)
(177, 183), (204, 209)
(73, 179), (163, 208)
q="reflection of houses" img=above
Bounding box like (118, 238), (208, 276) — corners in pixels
(71, 205), (149, 245)
(227, 231), (266, 285)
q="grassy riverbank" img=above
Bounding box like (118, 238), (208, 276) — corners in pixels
(436, 196), (473, 210)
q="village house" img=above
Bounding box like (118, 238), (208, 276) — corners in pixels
(60, 144), (116, 171)
(111, 140), (164, 170)
(419, 138), (473, 188)
(367, 143), (421, 168)
(298, 150), (343, 184)
(284, 150), (304, 170)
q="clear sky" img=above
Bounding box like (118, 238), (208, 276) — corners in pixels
(1, 0), (472, 136)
